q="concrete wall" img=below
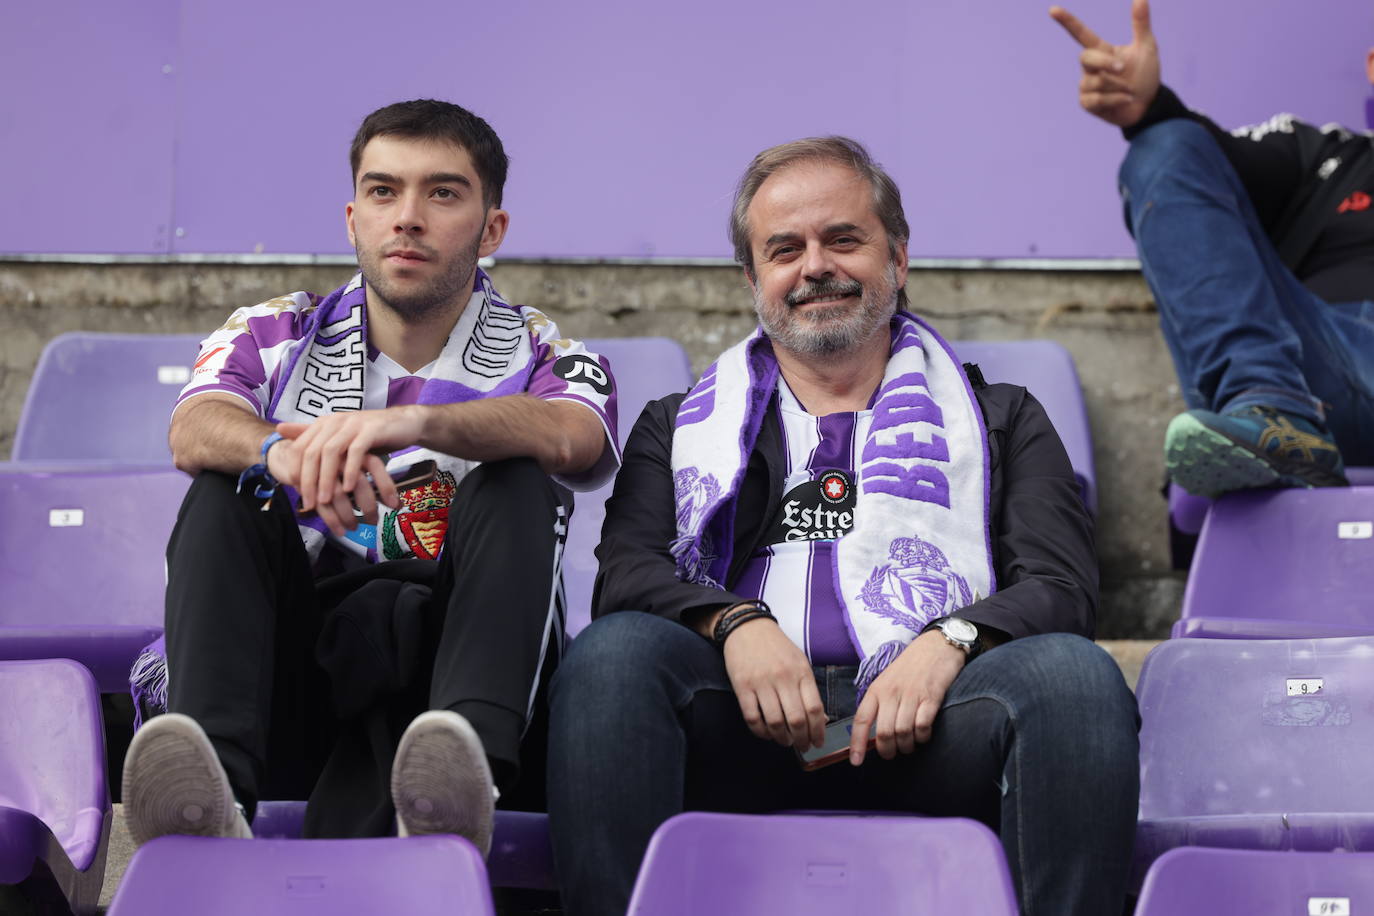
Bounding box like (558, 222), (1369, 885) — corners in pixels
(0, 260), (1182, 638)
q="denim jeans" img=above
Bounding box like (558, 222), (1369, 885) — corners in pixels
(1119, 118), (1374, 464)
(547, 612), (1140, 916)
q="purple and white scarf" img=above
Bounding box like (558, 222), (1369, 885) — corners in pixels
(670, 312), (996, 691)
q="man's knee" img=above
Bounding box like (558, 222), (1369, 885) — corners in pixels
(982, 633), (1138, 732)
(555, 613), (677, 700)
(1119, 118), (1227, 194)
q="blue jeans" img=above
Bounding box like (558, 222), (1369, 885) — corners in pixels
(547, 612), (1140, 916)
(1119, 118), (1374, 464)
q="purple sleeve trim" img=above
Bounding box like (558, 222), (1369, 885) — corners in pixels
(172, 386), (264, 419)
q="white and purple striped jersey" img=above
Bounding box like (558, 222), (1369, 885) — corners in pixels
(733, 381), (872, 665)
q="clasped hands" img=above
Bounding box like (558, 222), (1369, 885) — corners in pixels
(722, 616), (966, 767)
(266, 406), (426, 536)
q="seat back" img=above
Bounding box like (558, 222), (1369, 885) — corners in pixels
(627, 812), (1018, 915)
(0, 659), (109, 873)
(107, 835), (494, 915)
(952, 339), (1096, 513)
(0, 464), (188, 689)
(562, 337), (693, 636)
(1137, 636), (1374, 820)
(1173, 486), (1374, 638)
(12, 332), (202, 462)
(1137, 846), (1374, 915)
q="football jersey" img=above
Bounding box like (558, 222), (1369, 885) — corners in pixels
(733, 381), (872, 665)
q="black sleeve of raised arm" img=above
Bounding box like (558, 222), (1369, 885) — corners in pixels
(591, 396), (745, 625)
(1122, 84), (1305, 233)
(956, 387), (1098, 641)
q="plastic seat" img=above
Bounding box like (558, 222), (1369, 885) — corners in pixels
(1134, 637), (1374, 886)
(106, 835), (493, 915)
(1172, 485), (1374, 639)
(0, 658), (111, 914)
(252, 801), (556, 891)
(12, 332), (201, 463)
(953, 339), (1096, 514)
(626, 812), (1018, 915)
(1136, 846), (1374, 915)
(1167, 467), (1374, 569)
(0, 464), (188, 691)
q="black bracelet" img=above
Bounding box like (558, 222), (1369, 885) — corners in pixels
(713, 600), (775, 646)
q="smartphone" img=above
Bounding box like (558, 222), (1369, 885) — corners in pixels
(796, 715), (874, 771)
(296, 459), (438, 515)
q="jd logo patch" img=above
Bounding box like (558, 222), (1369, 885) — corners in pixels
(553, 355), (612, 394)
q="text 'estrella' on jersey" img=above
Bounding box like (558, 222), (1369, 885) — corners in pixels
(759, 470), (857, 546)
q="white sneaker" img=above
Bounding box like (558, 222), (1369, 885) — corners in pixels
(391, 710), (495, 856)
(122, 713), (254, 846)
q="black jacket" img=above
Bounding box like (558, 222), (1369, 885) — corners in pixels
(592, 370), (1098, 642)
(1127, 85), (1374, 304)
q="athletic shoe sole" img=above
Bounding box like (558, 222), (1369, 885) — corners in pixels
(121, 713), (252, 846)
(1165, 412), (1348, 498)
(391, 710), (494, 857)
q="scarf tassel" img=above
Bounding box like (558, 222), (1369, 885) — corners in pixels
(670, 534), (722, 590)
(129, 646), (169, 732)
(854, 638), (907, 700)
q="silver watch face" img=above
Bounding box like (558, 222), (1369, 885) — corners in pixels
(942, 617), (978, 644)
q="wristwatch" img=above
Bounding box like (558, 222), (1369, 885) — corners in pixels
(928, 616), (982, 660)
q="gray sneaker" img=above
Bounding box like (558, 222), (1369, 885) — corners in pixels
(391, 710), (495, 856)
(122, 713), (253, 845)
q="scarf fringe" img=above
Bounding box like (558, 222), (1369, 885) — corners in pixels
(854, 638), (907, 699)
(129, 647), (168, 732)
(670, 534), (722, 590)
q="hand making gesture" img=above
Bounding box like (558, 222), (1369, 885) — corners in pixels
(1050, 0), (1161, 128)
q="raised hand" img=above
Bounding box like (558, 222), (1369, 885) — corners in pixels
(1050, 0), (1160, 128)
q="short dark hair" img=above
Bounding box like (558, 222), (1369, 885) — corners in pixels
(730, 137), (910, 304)
(349, 99), (509, 209)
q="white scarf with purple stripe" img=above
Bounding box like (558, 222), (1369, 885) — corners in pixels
(270, 269), (547, 564)
(670, 313), (996, 691)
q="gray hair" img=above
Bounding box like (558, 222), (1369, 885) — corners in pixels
(728, 136), (910, 308)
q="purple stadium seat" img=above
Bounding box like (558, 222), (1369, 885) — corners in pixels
(252, 801), (558, 892)
(626, 812), (1018, 915)
(1172, 486), (1374, 639)
(1168, 467), (1374, 569)
(952, 339), (1096, 514)
(1134, 637), (1374, 887)
(0, 659), (110, 914)
(561, 337), (693, 637)
(12, 332), (202, 463)
(0, 463), (188, 691)
(1136, 846), (1374, 915)
(106, 835), (494, 915)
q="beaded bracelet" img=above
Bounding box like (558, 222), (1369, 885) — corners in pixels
(712, 599), (776, 646)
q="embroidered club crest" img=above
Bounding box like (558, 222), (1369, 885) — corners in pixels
(858, 534), (974, 631)
(382, 470), (458, 560)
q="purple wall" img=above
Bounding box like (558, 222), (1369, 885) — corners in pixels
(4, 0), (1370, 259)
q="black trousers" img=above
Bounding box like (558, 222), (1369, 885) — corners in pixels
(164, 458), (567, 837)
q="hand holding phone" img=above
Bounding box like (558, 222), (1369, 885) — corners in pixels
(795, 716), (875, 771)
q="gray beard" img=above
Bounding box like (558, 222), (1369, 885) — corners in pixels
(754, 266), (899, 357)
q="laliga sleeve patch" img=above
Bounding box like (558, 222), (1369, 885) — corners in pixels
(553, 355), (612, 394)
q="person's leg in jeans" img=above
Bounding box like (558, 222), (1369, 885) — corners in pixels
(857, 634), (1140, 916)
(1119, 118), (1359, 494)
(549, 615), (1138, 916)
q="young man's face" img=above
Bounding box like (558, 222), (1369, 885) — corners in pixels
(346, 135), (508, 321)
(745, 160), (908, 358)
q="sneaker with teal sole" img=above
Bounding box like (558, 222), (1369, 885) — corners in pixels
(1165, 404), (1348, 499)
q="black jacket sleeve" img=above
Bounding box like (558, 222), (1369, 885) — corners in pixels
(956, 385), (1098, 641)
(1123, 84), (1306, 234)
(591, 395), (746, 624)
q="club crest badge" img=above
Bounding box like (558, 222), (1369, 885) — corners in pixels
(381, 470), (459, 560)
(858, 534), (973, 631)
